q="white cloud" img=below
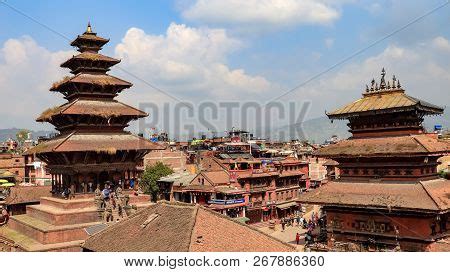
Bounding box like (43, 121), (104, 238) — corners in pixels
(115, 23), (273, 101)
(182, 0), (341, 29)
(0, 36), (73, 129)
(325, 38), (334, 48)
(432, 36), (450, 53)
(293, 36), (450, 119)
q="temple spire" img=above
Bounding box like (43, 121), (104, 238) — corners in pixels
(371, 78), (375, 91)
(380, 68), (386, 89)
(86, 21), (93, 34)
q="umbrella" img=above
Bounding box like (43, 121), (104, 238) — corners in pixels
(0, 179), (8, 183)
(0, 183), (15, 187)
(0, 171), (15, 178)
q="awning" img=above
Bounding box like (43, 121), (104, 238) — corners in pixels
(276, 202), (298, 210)
(234, 217), (250, 224)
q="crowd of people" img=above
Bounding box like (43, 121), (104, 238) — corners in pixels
(279, 211), (326, 245)
(58, 178), (139, 200)
(94, 181), (133, 222)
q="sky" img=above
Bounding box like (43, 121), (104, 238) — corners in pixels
(0, 0), (449, 136)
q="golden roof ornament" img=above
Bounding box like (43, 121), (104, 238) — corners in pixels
(86, 22), (93, 34)
(380, 68), (386, 89)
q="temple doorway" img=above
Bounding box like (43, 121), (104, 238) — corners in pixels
(98, 171), (109, 189)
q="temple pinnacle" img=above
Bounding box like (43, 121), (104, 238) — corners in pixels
(86, 22), (92, 33)
(380, 68), (386, 89)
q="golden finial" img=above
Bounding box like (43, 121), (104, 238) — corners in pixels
(86, 21), (92, 33)
(371, 78), (375, 91)
(380, 68), (386, 89)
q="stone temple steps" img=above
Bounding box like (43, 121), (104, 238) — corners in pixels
(1, 196), (100, 251)
(7, 214), (99, 245)
(1, 194), (153, 251)
(26, 205), (98, 226)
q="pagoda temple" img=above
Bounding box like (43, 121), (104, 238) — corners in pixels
(0, 24), (162, 252)
(26, 23), (162, 194)
(299, 69), (450, 251)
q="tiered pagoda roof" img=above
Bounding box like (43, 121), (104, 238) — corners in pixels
(36, 99), (147, 122)
(299, 179), (450, 213)
(327, 69), (443, 119)
(299, 68), (450, 212)
(318, 134), (449, 158)
(25, 23), (162, 164)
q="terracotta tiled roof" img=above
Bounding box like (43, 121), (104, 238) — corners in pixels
(214, 186), (245, 194)
(297, 179), (450, 212)
(316, 135), (449, 158)
(328, 89), (443, 119)
(421, 179), (450, 210)
(61, 52), (120, 68)
(50, 73), (132, 91)
(23, 132), (165, 155)
(182, 184), (215, 192)
(70, 33), (109, 46)
(4, 186), (52, 205)
(37, 99), (147, 121)
(199, 156), (228, 171)
(82, 201), (295, 252)
(202, 171), (230, 185)
(279, 170), (305, 178)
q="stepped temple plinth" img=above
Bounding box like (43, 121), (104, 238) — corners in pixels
(0, 24), (163, 252)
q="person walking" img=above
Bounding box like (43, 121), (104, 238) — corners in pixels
(296, 233), (300, 245)
(281, 218), (286, 232)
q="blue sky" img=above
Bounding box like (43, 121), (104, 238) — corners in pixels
(0, 0), (449, 135)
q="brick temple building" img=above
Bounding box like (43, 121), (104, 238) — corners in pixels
(0, 24), (162, 252)
(299, 69), (450, 251)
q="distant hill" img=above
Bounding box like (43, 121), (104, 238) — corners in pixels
(274, 110), (450, 144)
(0, 128), (54, 142)
(1, 110), (448, 144)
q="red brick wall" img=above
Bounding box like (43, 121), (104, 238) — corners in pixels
(325, 209), (441, 251)
(0, 154), (25, 181)
(143, 150), (187, 171)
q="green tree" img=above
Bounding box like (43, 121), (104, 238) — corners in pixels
(16, 129), (30, 146)
(141, 162), (173, 202)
